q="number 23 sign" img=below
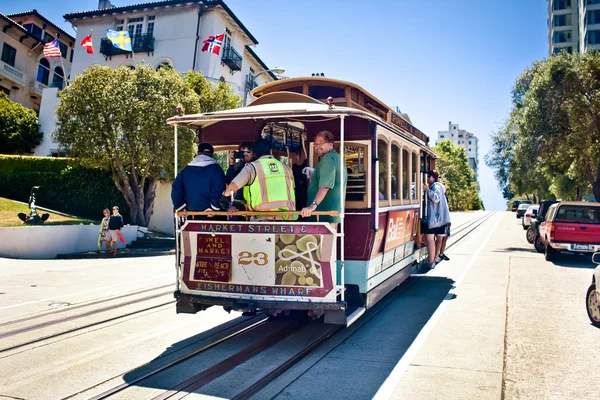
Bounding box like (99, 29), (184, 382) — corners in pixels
(231, 236), (276, 285)
(237, 251), (269, 266)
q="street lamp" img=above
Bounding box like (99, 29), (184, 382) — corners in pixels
(243, 67), (285, 106)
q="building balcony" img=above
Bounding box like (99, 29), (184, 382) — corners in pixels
(29, 80), (47, 97)
(0, 60), (27, 87)
(204, 76), (243, 97)
(30, 80), (64, 97)
(100, 33), (155, 57)
(221, 46), (242, 71)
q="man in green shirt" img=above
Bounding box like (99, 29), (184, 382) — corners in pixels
(301, 130), (347, 224)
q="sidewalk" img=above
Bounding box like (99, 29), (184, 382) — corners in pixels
(377, 211), (600, 400)
(57, 231), (175, 259)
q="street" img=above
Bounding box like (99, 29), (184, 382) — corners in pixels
(0, 211), (598, 400)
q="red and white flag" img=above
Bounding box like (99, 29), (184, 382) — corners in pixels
(43, 39), (61, 58)
(201, 34), (224, 55)
(80, 34), (94, 54)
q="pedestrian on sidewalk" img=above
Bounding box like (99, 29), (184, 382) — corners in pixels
(97, 208), (112, 254)
(423, 170), (451, 269)
(107, 206), (124, 257)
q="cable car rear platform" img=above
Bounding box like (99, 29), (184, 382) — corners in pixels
(174, 291), (365, 325)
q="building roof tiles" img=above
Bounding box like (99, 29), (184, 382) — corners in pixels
(7, 9), (75, 42)
(63, 0), (257, 45)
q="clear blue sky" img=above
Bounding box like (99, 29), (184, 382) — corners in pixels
(1, 0), (549, 211)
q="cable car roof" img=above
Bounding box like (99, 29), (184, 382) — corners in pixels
(167, 92), (436, 156)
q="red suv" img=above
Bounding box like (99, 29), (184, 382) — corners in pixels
(539, 202), (600, 261)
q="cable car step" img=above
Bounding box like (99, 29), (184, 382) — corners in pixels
(324, 306), (366, 326)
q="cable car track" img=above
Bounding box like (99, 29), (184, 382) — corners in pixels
(67, 212), (496, 400)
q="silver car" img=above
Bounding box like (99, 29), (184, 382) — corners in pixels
(522, 204), (539, 229)
(587, 253), (600, 328)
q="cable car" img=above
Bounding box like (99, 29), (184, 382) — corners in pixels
(168, 77), (436, 325)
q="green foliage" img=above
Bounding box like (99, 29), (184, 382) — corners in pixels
(487, 50), (600, 203)
(0, 155), (129, 222)
(0, 155), (70, 174)
(184, 71), (243, 113)
(54, 64), (202, 226)
(433, 140), (483, 211)
(0, 93), (42, 154)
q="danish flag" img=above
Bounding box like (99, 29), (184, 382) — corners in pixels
(201, 34), (224, 55)
(80, 34), (94, 54)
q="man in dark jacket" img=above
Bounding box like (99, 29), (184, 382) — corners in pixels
(171, 143), (226, 218)
(108, 206), (124, 257)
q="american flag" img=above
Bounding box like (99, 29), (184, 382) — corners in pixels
(43, 39), (61, 58)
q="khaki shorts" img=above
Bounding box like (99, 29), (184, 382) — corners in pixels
(107, 230), (119, 242)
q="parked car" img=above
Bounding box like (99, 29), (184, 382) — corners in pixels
(539, 202), (600, 261)
(511, 200), (521, 212)
(532, 200), (560, 252)
(516, 203), (531, 219)
(586, 252), (600, 327)
(522, 205), (539, 230)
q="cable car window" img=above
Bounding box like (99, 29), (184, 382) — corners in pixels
(402, 148), (409, 200)
(308, 86), (345, 100)
(411, 152), (418, 200)
(281, 86), (303, 94)
(378, 139), (388, 201)
(391, 144), (400, 201)
(344, 144), (367, 205)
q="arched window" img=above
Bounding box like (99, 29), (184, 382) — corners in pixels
(411, 152), (418, 200)
(377, 138), (388, 201)
(402, 149), (410, 200)
(156, 62), (172, 71)
(37, 58), (50, 85)
(391, 143), (400, 201)
(52, 67), (64, 89)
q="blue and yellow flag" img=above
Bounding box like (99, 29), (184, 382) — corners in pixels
(106, 29), (132, 51)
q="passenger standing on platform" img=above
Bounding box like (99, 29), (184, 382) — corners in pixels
(301, 130), (347, 225)
(224, 142), (255, 213)
(171, 143), (225, 217)
(225, 142), (254, 184)
(223, 138), (296, 219)
(423, 170), (451, 269)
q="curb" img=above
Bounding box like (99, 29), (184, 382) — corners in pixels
(56, 248), (175, 259)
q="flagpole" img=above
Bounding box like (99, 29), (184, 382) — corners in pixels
(60, 56), (69, 87)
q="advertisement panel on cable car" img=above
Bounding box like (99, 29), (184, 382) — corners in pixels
(179, 220), (338, 302)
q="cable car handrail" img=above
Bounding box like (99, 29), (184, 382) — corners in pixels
(176, 210), (340, 217)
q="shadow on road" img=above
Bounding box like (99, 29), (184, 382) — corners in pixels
(119, 276), (454, 399)
(494, 246), (538, 253)
(549, 253), (595, 269)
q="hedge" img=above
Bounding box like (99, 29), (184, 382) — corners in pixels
(0, 155), (130, 223)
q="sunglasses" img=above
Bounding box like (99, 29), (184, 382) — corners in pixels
(240, 150), (252, 153)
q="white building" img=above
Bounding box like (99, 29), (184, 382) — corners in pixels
(64, 0), (277, 102)
(31, 0), (277, 157)
(0, 10), (74, 113)
(436, 122), (479, 175)
(548, 0), (600, 55)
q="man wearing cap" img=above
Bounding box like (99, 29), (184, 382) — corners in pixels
(171, 143), (226, 218)
(107, 206), (124, 257)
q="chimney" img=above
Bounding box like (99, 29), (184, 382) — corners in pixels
(98, 0), (115, 10)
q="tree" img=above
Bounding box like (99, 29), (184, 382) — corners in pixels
(488, 50), (600, 203)
(0, 93), (42, 154)
(433, 140), (483, 211)
(55, 65), (206, 226)
(184, 71), (242, 112)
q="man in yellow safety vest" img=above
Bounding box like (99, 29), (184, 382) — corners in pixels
(224, 138), (296, 219)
